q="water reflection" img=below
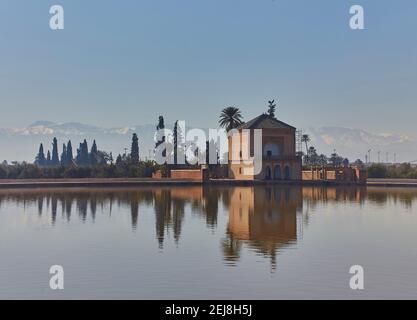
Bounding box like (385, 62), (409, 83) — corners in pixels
(224, 186), (302, 268)
(0, 186), (416, 266)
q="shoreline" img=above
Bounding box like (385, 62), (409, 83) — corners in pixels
(0, 178), (416, 189)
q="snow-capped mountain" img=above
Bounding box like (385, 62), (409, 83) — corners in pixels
(1, 121), (133, 136)
(305, 127), (417, 163)
(0, 121), (416, 163)
(0, 121), (156, 162)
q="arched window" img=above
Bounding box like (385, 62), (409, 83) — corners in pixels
(274, 165), (282, 180)
(284, 165), (291, 180)
(265, 166), (272, 180)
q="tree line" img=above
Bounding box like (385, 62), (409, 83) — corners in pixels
(34, 133), (141, 168)
(367, 163), (417, 179)
(0, 114), (219, 179)
(36, 139), (97, 167)
(0, 129), (147, 178)
(4, 101), (411, 179)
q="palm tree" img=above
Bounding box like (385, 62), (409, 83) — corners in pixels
(219, 107), (243, 132)
(318, 154), (328, 166)
(301, 134), (310, 154)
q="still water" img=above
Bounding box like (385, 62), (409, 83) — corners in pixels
(0, 185), (416, 299)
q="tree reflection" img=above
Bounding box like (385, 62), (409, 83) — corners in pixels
(0, 185), (416, 265)
(154, 190), (172, 248)
(221, 232), (242, 265)
(130, 197), (139, 231)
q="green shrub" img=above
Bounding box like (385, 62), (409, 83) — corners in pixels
(368, 163), (417, 179)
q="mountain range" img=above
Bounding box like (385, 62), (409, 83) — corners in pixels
(0, 121), (416, 163)
(305, 127), (417, 163)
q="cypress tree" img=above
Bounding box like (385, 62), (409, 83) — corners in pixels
(116, 154), (123, 165)
(173, 121), (178, 165)
(155, 116), (166, 157)
(90, 140), (98, 165)
(131, 133), (139, 164)
(83, 140), (89, 162)
(76, 140), (89, 165)
(76, 146), (81, 165)
(61, 143), (67, 166)
(46, 150), (51, 166)
(66, 140), (73, 166)
(35, 143), (46, 166)
(157, 116), (165, 130)
(173, 121), (184, 165)
(51, 137), (59, 166)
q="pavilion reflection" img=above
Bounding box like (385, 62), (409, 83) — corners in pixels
(223, 186), (303, 268)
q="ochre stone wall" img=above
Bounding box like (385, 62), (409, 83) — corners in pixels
(302, 167), (367, 183)
(170, 169), (205, 180)
(152, 171), (163, 179)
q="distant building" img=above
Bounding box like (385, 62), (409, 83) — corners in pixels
(228, 114), (302, 180)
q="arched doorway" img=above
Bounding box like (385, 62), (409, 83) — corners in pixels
(273, 165), (282, 180)
(284, 165), (291, 180)
(265, 166), (272, 180)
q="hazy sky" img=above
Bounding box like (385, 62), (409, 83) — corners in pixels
(1, 0), (416, 134)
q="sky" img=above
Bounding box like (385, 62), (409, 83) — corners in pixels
(0, 0), (416, 135)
